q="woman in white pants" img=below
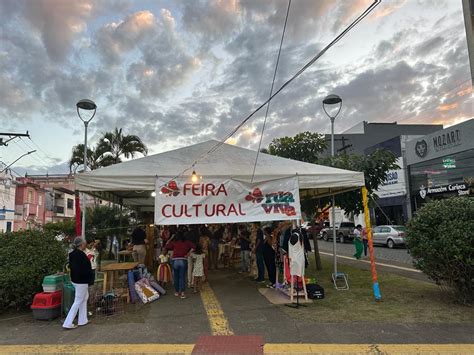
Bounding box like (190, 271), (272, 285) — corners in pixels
(63, 237), (93, 329)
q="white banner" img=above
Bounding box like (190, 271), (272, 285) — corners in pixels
(154, 176), (301, 225)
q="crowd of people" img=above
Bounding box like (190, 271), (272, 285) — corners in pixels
(62, 221), (313, 329)
(153, 221), (312, 299)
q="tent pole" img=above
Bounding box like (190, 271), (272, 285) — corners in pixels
(362, 186), (381, 300)
(332, 194), (337, 278)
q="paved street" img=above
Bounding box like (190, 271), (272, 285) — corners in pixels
(314, 239), (414, 265)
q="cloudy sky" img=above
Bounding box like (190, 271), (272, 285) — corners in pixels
(0, 0), (472, 175)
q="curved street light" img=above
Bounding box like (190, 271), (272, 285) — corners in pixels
(76, 99), (97, 239)
(322, 94), (343, 288)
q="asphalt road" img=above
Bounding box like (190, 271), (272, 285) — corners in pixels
(313, 239), (414, 265)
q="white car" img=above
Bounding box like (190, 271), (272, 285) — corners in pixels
(372, 225), (406, 249)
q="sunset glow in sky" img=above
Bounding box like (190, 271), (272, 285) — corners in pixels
(0, 0), (472, 174)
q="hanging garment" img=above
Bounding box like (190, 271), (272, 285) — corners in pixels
(288, 238), (305, 277)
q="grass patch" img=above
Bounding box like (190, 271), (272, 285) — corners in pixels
(282, 257), (473, 323)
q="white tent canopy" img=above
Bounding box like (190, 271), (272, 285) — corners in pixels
(75, 140), (365, 207)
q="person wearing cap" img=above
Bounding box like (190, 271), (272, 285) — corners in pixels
(63, 237), (93, 330)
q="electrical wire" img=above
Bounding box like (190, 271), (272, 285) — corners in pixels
(19, 137), (50, 168)
(251, 0), (291, 183)
(154, 0), (381, 189)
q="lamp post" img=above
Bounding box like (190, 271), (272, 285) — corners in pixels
(322, 94), (342, 285)
(76, 99), (97, 239)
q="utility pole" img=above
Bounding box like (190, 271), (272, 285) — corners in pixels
(325, 135), (352, 154)
(0, 132), (30, 146)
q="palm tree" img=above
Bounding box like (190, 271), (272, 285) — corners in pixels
(99, 128), (148, 164)
(69, 143), (116, 173)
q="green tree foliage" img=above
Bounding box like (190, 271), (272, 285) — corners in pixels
(320, 149), (399, 215)
(85, 205), (131, 260)
(405, 197), (473, 304)
(43, 219), (76, 240)
(266, 132), (398, 216)
(69, 127), (148, 172)
(268, 132), (327, 163)
(0, 230), (66, 311)
(100, 127), (148, 164)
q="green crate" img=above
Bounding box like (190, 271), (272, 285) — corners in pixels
(62, 282), (75, 314)
(42, 274), (64, 286)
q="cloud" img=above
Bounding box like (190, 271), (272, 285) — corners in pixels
(96, 10), (156, 65)
(23, 0), (93, 62)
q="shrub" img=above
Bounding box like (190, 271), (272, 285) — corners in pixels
(406, 197), (473, 304)
(0, 230), (67, 312)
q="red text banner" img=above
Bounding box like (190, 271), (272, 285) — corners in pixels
(154, 177), (301, 225)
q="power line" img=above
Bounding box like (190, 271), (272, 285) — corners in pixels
(206, 0), (381, 159)
(18, 137), (50, 168)
(251, 0), (291, 183)
(155, 0), (381, 189)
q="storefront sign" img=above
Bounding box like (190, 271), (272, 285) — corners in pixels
(419, 183), (469, 199)
(406, 119), (474, 166)
(433, 129), (461, 152)
(442, 157), (456, 169)
(154, 176), (301, 225)
(375, 157), (406, 198)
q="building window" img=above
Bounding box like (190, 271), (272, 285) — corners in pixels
(28, 190), (33, 203)
(38, 195), (43, 206)
(67, 198), (74, 209)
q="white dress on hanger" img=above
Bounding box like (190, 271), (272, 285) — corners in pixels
(288, 239), (305, 277)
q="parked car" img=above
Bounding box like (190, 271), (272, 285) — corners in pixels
(320, 222), (355, 243)
(371, 225), (406, 248)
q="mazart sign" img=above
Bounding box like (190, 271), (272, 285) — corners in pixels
(154, 176), (301, 225)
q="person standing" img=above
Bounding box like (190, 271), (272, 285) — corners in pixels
(238, 227), (251, 273)
(199, 226), (211, 280)
(191, 244), (205, 293)
(253, 223), (265, 282)
(210, 225), (222, 270)
(262, 227), (276, 288)
(362, 226), (368, 257)
(63, 237), (93, 329)
(131, 226), (147, 264)
(165, 231), (195, 299)
(353, 224), (363, 260)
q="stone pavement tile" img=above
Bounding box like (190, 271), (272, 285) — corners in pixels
(0, 286), (210, 345)
(192, 335), (264, 354)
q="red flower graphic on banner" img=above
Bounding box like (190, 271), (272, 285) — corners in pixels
(161, 180), (180, 196)
(245, 188), (264, 203)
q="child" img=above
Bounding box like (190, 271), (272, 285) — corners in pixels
(85, 240), (99, 285)
(157, 253), (172, 287)
(191, 245), (205, 294)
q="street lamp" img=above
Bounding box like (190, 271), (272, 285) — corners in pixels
(322, 94), (343, 289)
(76, 99), (97, 239)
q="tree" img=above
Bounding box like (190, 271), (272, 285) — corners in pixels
(100, 128), (148, 164)
(268, 132), (327, 163)
(69, 128), (148, 172)
(266, 132), (398, 270)
(69, 143), (116, 173)
(267, 132), (327, 270)
(406, 197), (473, 304)
(320, 149), (399, 215)
(85, 205), (131, 262)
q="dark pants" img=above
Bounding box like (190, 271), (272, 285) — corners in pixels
(363, 239), (368, 256)
(263, 247), (276, 285)
(172, 259), (187, 293)
(210, 249), (218, 269)
(256, 251), (265, 281)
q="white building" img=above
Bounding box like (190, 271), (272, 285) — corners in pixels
(0, 170), (16, 233)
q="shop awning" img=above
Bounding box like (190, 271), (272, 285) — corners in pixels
(75, 140), (365, 206)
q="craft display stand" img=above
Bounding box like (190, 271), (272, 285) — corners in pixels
(101, 262), (139, 302)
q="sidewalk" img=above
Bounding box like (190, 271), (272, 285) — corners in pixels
(0, 268), (472, 351)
